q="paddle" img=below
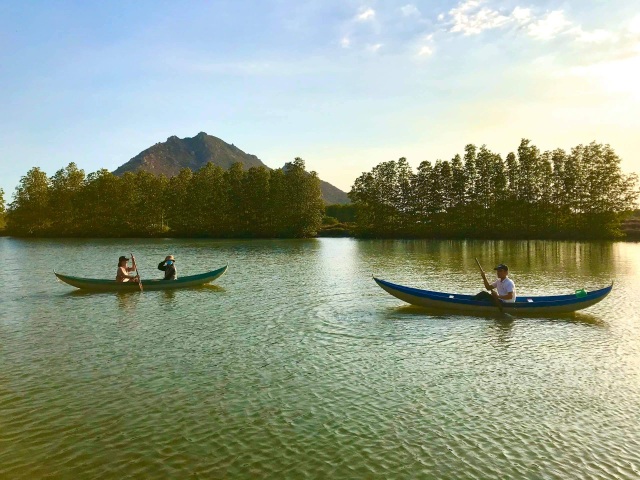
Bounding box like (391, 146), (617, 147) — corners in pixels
(475, 257), (505, 316)
(131, 252), (143, 292)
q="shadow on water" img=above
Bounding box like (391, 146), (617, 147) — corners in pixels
(116, 291), (140, 310)
(388, 305), (606, 327)
(62, 284), (226, 297)
(196, 284), (226, 292)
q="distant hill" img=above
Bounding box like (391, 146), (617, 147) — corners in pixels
(113, 132), (350, 204)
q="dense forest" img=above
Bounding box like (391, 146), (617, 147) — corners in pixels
(349, 140), (639, 239)
(3, 139), (639, 240)
(4, 159), (325, 238)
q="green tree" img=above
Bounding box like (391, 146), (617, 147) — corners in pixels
(350, 160), (404, 236)
(242, 166), (271, 236)
(49, 163), (86, 235)
(7, 167), (52, 235)
(325, 204), (356, 223)
(164, 168), (193, 235)
(569, 143), (639, 237)
(186, 162), (225, 236)
(348, 139), (638, 240)
(412, 160), (434, 235)
(79, 169), (122, 236)
(129, 171), (168, 235)
(281, 158), (324, 237)
(224, 162), (246, 236)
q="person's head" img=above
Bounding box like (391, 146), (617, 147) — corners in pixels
(118, 255), (129, 266)
(165, 255), (175, 265)
(494, 264), (509, 279)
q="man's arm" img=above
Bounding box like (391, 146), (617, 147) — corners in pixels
(492, 290), (514, 300)
(481, 271), (495, 291)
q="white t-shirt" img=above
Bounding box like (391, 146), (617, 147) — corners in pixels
(490, 277), (516, 302)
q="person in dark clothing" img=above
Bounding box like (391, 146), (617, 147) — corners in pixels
(158, 255), (177, 280)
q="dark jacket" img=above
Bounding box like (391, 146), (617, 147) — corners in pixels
(157, 261), (177, 280)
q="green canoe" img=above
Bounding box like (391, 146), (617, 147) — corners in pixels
(55, 265), (228, 292)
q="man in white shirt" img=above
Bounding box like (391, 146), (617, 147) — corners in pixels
(475, 263), (516, 303)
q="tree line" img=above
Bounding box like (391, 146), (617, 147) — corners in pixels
(349, 140), (639, 239)
(4, 159), (326, 238)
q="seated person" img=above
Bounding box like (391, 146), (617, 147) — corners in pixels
(116, 256), (139, 283)
(158, 255), (177, 280)
(474, 263), (516, 303)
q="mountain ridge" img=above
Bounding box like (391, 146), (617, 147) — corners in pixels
(113, 132), (350, 204)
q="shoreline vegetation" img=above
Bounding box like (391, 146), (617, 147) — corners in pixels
(1, 139), (639, 241)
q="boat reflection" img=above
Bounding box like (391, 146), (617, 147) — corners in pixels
(389, 304), (606, 326)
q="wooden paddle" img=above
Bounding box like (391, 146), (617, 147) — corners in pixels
(131, 252), (143, 292)
(475, 257), (505, 315)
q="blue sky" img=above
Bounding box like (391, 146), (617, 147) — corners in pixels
(1, 0), (639, 198)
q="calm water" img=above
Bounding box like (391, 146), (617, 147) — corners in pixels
(1, 237), (639, 479)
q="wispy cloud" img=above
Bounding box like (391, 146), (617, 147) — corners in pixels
(417, 45), (433, 57)
(401, 4), (420, 17)
(442, 1), (616, 46)
(356, 8), (375, 22)
(449, 0), (510, 35)
(570, 27), (616, 44)
(527, 10), (572, 40)
(338, 1), (623, 62)
(511, 6), (531, 24)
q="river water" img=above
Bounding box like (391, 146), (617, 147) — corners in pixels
(1, 237), (639, 479)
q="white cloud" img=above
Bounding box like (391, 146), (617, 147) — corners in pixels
(512, 7), (531, 24)
(527, 10), (571, 40)
(449, 0), (510, 35)
(356, 8), (375, 22)
(367, 43), (383, 53)
(418, 45), (433, 57)
(571, 27), (616, 44)
(401, 4), (420, 17)
(341, 36), (351, 48)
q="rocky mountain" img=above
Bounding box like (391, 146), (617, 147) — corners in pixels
(113, 132), (350, 204)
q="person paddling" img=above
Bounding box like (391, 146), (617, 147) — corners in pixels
(116, 255), (140, 283)
(475, 263), (516, 303)
(158, 255), (177, 280)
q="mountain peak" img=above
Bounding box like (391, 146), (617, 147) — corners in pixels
(113, 133), (350, 204)
(113, 133), (267, 177)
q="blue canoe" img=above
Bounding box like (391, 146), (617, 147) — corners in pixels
(55, 265), (228, 292)
(373, 277), (613, 315)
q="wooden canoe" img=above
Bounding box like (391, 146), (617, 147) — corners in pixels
(55, 265), (228, 292)
(373, 277), (613, 315)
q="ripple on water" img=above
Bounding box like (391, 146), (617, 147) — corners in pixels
(1, 238), (640, 478)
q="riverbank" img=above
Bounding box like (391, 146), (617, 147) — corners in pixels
(2, 218), (639, 241)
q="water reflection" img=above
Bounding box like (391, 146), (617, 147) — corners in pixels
(487, 316), (515, 347)
(356, 239), (617, 286)
(115, 291), (140, 310)
(387, 304), (605, 326)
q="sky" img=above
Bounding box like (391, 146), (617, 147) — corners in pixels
(1, 0), (639, 199)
